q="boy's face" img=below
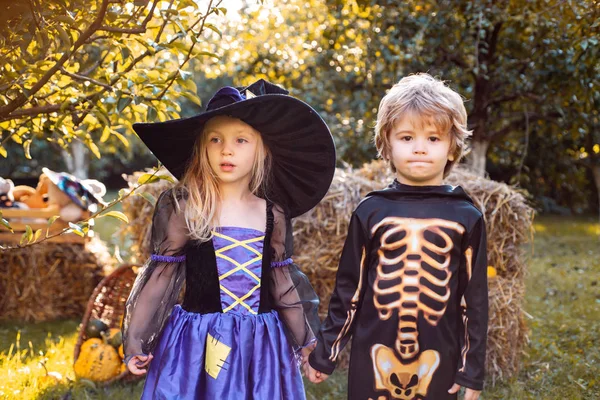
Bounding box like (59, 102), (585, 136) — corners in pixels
(388, 114), (453, 186)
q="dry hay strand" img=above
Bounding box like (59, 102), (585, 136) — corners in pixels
(0, 237), (112, 322)
(119, 168), (175, 262)
(293, 160), (534, 382)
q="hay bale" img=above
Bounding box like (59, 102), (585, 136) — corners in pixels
(293, 160), (534, 383)
(0, 237), (112, 322)
(119, 169), (175, 262)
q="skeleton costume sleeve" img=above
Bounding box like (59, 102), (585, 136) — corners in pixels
(455, 215), (488, 390)
(308, 211), (369, 374)
(122, 189), (187, 359)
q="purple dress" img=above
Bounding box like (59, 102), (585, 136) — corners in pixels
(140, 227), (305, 399)
(123, 191), (319, 400)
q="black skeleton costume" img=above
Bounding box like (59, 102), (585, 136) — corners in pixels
(309, 180), (488, 400)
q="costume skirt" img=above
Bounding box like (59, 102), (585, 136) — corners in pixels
(140, 305), (305, 399)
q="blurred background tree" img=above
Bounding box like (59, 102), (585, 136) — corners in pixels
(197, 0), (599, 214)
(1, 0), (598, 215)
(0, 0), (224, 179)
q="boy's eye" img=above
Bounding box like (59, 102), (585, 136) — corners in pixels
(429, 137), (440, 142)
(401, 136), (413, 141)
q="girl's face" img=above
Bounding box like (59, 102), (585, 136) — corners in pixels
(388, 113), (453, 186)
(204, 116), (262, 187)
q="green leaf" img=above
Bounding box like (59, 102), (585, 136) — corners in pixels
(87, 141), (101, 159)
(68, 222), (85, 237)
(137, 192), (156, 206)
(181, 91), (202, 107)
(1, 216), (13, 233)
(117, 97), (132, 113)
(204, 23), (222, 38)
(113, 132), (130, 147)
(23, 139), (32, 159)
(137, 173), (160, 184)
(47, 215), (60, 226)
(193, 51), (220, 60)
(99, 211), (129, 224)
(178, 70), (192, 80)
(55, 25), (71, 50)
(21, 225), (33, 245)
(33, 229), (42, 243)
(100, 126), (111, 143)
(147, 106), (158, 121)
(158, 174), (175, 183)
(60, 99), (71, 111)
(179, 78), (197, 93)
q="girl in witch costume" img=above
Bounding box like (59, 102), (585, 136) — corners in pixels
(306, 74), (488, 400)
(122, 79), (336, 399)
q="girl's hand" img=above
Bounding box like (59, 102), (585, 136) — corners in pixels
(448, 383), (481, 400)
(300, 340), (317, 368)
(304, 363), (329, 384)
(126, 353), (154, 375)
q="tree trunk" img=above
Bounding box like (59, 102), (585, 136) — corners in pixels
(466, 139), (490, 177)
(61, 140), (89, 179)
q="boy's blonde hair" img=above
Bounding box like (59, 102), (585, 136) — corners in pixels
(176, 119), (271, 242)
(374, 73), (472, 177)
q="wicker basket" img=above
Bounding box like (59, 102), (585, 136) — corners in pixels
(73, 263), (142, 385)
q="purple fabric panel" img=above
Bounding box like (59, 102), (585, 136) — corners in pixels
(213, 227), (265, 314)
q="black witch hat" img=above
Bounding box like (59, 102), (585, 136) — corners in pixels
(133, 79), (336, 218)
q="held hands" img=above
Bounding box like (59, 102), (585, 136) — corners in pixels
(448, 383), (481, 400)
(126, 353), (154, 375)
(300, 342), (329, 384)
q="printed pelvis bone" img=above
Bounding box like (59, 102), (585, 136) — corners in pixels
(371, 217), (465, 360)
(371, 343), (440, 400)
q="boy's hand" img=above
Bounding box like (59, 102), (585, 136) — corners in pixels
(448, 383), (481, 400)
(304, 362), (329, 384)
(126, 353), (154, 375)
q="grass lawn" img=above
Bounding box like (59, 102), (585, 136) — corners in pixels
(0, 216), (598, 399)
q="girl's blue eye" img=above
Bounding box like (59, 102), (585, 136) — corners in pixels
(237, 138), (248, 144)
(209, 137), (219, 143)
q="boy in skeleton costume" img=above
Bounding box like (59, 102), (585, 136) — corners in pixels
(306, 74), (488, 400)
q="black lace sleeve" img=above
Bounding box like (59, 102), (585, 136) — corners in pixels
(122, 189), (188, 358)
(269, 205), (320, 358)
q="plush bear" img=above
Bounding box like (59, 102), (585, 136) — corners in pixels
(42, 168), (107, 222)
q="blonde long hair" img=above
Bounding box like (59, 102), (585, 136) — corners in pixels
(174, 120), (271, 241)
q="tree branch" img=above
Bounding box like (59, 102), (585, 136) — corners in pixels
(0, 0), (110, 119)
(59, 67), (113, 90)
(98, 25), (145, 34)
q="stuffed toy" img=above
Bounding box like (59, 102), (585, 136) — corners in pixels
(13, 174), (49, 209)
(42, 168), (107, 222)
(0, 177), (28, 209)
